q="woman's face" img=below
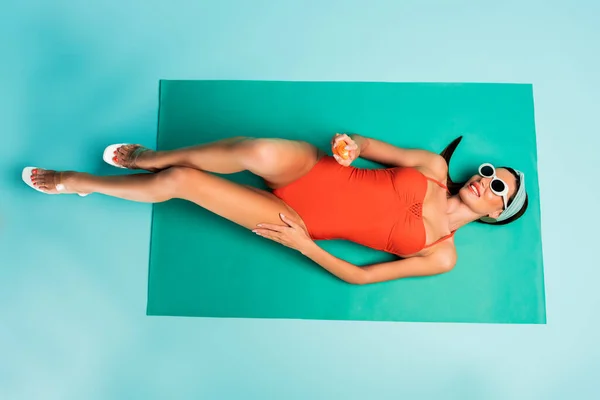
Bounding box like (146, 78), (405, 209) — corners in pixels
(459, 166), (518, 219)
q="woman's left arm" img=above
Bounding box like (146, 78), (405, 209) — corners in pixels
(253, 214), (367, 284)
(254, 214), (457, 284)
(303, 244), (457, 284)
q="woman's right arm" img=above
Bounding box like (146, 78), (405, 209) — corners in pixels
(303, 241), (457, 285)
(349, 133), (447, 172)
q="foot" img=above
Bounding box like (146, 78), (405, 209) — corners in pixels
(29, 169), (81, 194)
(113, 145), (159, 172)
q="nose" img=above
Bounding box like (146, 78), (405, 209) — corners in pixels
(479, 177), (492, 190)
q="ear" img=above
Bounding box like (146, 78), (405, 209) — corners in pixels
(488, 209), (502, 219)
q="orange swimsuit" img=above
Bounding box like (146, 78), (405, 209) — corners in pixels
(272, 156), (455, 256)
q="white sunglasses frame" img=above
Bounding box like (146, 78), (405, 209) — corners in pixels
(478, 163), (508, 210)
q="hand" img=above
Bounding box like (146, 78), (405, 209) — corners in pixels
(331, 133), (360, 167)
(253, 213), (315, 254)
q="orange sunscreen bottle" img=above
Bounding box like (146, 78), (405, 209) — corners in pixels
(334, 141), (350, 160)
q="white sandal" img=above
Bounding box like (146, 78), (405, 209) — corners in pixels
(22, 167), (89, 197)
(103, 143), (151, 169)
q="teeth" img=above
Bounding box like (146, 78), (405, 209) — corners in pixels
(470, 184), (479, 197)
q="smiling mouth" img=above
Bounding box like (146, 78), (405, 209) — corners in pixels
(469, 183), (480, 197)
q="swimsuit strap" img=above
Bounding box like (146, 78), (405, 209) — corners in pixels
(426, 176), (449, 192)
(422, 231), (456, 249)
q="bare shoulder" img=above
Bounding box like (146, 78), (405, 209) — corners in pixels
(424, 241), (457, 272)
(362, 241), (458, 282)
(416, 154), (448, 182)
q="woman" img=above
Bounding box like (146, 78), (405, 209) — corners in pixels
(22, 133), (528, 284)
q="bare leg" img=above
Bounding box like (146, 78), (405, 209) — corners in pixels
(30, 168), (309, 230)
(115, 137), (248, 173)
(114, 137), (322, 189)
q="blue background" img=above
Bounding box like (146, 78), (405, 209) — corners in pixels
(1, 1), (598, 399)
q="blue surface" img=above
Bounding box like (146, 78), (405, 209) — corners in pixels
(1, 1), (598, 399)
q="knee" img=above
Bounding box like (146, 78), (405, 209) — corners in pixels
(239, 139), (281, 171)
(155, 167), (198, 198)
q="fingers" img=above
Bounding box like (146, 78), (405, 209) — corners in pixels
(332, 133), (358, 166)
(252, 229), (281, 242)
(332, 133), (353, 146)
(331, 135), (341, 149)
(280, 213), (303, 229)
(255, 214), (298, 232)
(333, 154), (351, 166)
(254, 214), (299, 234)
(254, 230), (283, 244)
(253, 214), (311, 253)
(255, 223), (286, 233)
(331, 133), (340, 145)
(334, 133), (350, 142)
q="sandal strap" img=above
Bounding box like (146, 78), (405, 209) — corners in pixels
(126, 146), (150, 169)
(55, 172), (65, 192)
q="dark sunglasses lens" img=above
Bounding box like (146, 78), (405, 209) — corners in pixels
(491, 179), (505, 193)
(480, 165), (494, 177)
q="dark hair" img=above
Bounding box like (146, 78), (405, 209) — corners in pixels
(439, 136), (528, 225)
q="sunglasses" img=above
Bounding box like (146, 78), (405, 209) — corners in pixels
(478, 163), (508, 209)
